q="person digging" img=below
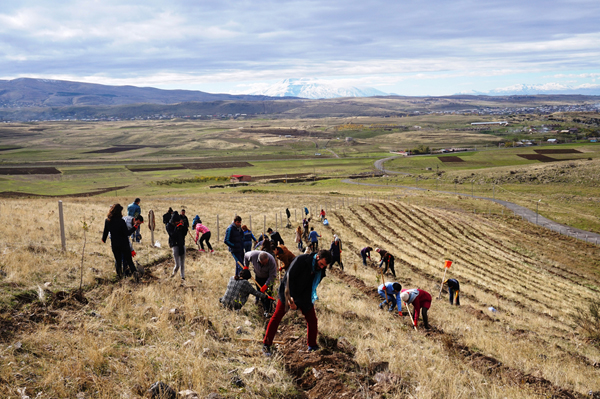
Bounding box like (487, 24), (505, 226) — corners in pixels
(400, 288), (432, 330)
(262, 249), (332, 356)
(219, 267), (274, 311)
(443, 278), (461, 306)
(378, 282), (403, 314)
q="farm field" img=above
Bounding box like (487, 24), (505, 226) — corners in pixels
(0, 190), (599, 398)
(1, 113), (600, 397)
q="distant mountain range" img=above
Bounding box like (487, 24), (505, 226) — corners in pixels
(246, 78), (388, 99)
(460, 83), (600, 96)
(0, 78), (288, 108)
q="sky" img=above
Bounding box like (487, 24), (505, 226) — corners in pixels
(1, 0), (600, 96)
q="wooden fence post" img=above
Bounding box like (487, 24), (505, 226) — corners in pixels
(58, 200), (66, 251)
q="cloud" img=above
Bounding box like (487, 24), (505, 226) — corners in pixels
(0, 0), (600, 95)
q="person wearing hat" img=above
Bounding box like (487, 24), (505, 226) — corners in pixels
(263, 249), (332, 356)
(329, 235), (343, 270)
(219, 267), (272, 310)
(194, 218), (213, 253)
(378, 282), (403, 314)
(274, 245), (296, 272)
(443, 278), (460, 306)
(267, 227), (285, 247)
(400, 288), (432, 329)
(361, 246), (373, 266)
(376, 248), (396, 278)
(167, 212), (187, 280)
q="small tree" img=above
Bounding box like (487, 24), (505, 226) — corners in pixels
(80, 217), (94, 291)
(571, 297), (600, 345)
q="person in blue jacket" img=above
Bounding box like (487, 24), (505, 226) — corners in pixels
(242, 224), (257, 253)
(377, 282), (403, 314)
(224, 215), (245, 276)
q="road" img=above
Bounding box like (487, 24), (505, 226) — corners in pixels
(340, 157), (600, 245)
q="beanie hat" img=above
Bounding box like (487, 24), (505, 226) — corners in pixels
(240, 268), (251, 280)
(400, 291), (410, 303)
(392, 283), (401, 292)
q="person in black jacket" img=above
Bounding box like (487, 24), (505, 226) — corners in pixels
(167, 212), (187, 280)
(443, 278), (460, 305)
(262, 249), (332, 355)
(102, 203), (137, 278)
(267, 227), (284, 246)
(224, 216), (245, 276)
(162, 207), (173, 232)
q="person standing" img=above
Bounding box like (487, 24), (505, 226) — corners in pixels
(127, 198), (142, 242)
(361, 246), (373, 266)
(329, 235), (343, 270)
(167, 212), (187, 280)
(376, 248), (396, 278)
(274, 245), (296, 272)
(101, 204), (137, 278)
(162, 207), (173, 232)
(194, 219), (213, 253)
(302, 218), (310, 241)
(295, 225), (304, 252)
(219, 267), (272, 311)
(400, 288), (432, 329)
(242, 225), (257, 253)
(180, 209), (190, 232)
(378, 282), (402, 314)
(262, 249), (332, 355)
(443, 278), (460, 306)
(267, 227), (285, 246)
(224, 215), (245, 276)
(308, 227), (321, 252)
(285, 208), (291, 227)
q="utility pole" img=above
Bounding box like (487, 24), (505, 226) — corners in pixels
(536, 199), (541, 225)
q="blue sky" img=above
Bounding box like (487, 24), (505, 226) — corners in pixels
(1, 0), (599, 96)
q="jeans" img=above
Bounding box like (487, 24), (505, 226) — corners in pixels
(264, 300), (318, 347)
(172, 246), (186, 278)
(449, 287), (460, 305)
(112, 245), (135, 277)
(231, 251), (244, 276)
(361, 253), (368, 266)
(378, 290), (397, 310)
(244, 241), (253, 253)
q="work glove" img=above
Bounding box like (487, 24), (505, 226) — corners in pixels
(278, 266), (285, 272)
(131, 250), (136, 257)
(267, 296), (275, 301)
(260, 285), (268, 293)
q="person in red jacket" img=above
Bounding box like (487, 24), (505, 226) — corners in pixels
(400, 288), (432, 329)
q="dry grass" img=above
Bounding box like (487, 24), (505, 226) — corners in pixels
(1, 191), (599, 398)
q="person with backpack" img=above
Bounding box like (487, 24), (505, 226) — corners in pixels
(194, 219), (213, 253)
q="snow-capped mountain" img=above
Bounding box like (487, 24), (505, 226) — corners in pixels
(248, 78), (387, 99)
(459, 83), (600, 96)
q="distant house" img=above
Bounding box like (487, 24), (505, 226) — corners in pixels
(547, 139), (558, 144)
(230, 175), (251, 183)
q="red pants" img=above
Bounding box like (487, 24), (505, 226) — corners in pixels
(263, 299), (318, 347)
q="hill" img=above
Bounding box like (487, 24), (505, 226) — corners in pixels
(0, 78), (289, 108)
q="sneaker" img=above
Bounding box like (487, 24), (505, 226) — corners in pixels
(199, 249), (205, 252)
(170, 272), (175, 278)
(379, 303), (384, 310)
(210, 250), (214, 253)
(307, 345), (319, 352)
(262, 344), (272, 357)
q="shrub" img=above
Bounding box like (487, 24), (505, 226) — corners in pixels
(571, 297), (600, 345)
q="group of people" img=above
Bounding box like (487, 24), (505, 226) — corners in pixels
(103, 202), (460, 355)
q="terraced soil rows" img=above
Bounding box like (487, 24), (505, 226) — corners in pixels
(327, 267), (591, 399)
